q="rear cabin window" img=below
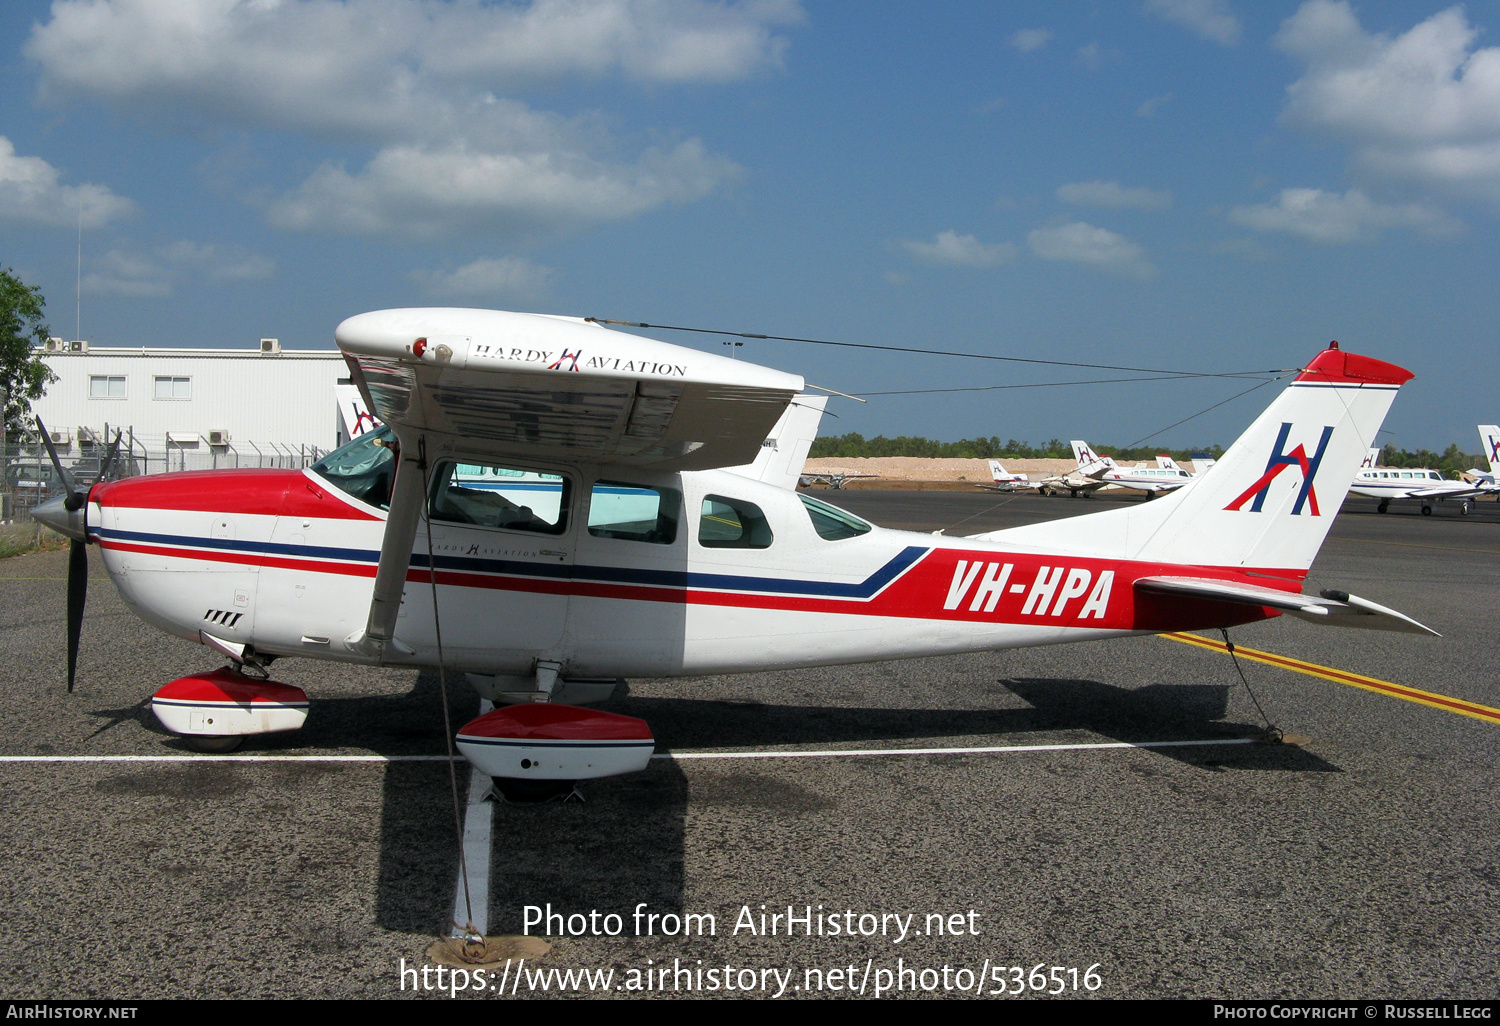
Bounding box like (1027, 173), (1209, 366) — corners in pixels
(588, 482), (680, 544)
(429, 461), (569, 535)
(799, 494), (872, 541)
(698, 495), (773, 549)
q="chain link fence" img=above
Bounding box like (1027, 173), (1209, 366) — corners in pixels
(1, 431), (327, 523)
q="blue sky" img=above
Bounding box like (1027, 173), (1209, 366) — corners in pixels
(2, 0), (1498, 452)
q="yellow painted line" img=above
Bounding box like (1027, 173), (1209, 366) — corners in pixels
(1161, 632), (1500, 726)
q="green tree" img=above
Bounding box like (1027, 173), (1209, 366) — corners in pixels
(0, 268), (58, 438)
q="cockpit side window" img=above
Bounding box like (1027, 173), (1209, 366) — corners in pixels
(310, 427), (397, 510)
(698, 495), (773, 549)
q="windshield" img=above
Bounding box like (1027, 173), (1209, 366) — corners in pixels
(310, 427), (396, 510)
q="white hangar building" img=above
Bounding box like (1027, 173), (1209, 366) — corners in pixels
(29, 339), (369, 463)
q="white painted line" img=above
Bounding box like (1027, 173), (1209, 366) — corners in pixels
(0, 737), (1259, 765)
(654, 738), (1256, 760)
(0, 755), (450, 763)
(452, 700), (494, 940)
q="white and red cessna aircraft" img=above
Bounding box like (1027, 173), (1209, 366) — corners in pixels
(34, 311), (1436, 794)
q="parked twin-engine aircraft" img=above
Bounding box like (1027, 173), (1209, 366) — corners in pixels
(1349, 448), (1485, 515)
(35, 311), (1436, 793)
(1030, 442), (1114, 497)
(1033, 442), (1201, 498)
(1071, 442), (1201, 498)
(977, 460), (1030, 492)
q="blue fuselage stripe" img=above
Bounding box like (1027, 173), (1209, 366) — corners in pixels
(97, 527), (930, 599)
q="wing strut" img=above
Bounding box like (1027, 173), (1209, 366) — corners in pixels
(347, 430), (427, 659)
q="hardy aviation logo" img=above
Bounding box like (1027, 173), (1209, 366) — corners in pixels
(1225, 422), (1335, 516)
(547, 348), (583, 372)
(1488, 432), (1500, 464)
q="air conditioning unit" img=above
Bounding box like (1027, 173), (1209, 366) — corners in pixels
(48, 426), (71, 445)
(166, 431), (200, 447)
(207, 429), (231, 446)
(68, 339), (88, 353)
(260, 338), (281, 355)
(77, 426), (98, 444)
(45, 337), (65, 352)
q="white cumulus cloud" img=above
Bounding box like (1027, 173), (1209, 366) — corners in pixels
(1275, 1), (1500, 204)
(1027, 222), (1158, 280)
(902, 231), (1018, 268)
(1144, 0), (1241, 46)
(25, 0), (798, 239)
(84, 240), (276, 298)
(1057, 180), (1172, 211)
(1228, 187), (1459, 244)
(411, 256), (555, 299)
(0, 137), (134, 228)
(1010, 29), (1053, 53)
(265, 139), (737, 239)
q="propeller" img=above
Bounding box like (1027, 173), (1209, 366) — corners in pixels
(31, 418), (120, 692)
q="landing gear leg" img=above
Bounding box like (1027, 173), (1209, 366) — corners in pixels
(1377, 499), (1390, 514)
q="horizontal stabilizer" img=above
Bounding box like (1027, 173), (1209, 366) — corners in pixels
(1135, 576), (1438, 636)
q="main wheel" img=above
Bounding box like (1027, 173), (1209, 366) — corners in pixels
(1377, 499), (1390, 513)
(1421, 505), (1433, 516)
(184, 735), (243, 753)
(493, 777), (577, 803)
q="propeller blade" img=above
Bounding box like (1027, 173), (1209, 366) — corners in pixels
(66, 538), (87, 693)
(98, 430), (122, 482)
(33, 416), (81, 510)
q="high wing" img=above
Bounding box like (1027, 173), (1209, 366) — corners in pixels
(335, 307), (805, 658)
(1135, 577), (1438, 635)
(337, 308), (803, 473)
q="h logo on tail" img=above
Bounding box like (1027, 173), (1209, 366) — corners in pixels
(1225, 422), (1334, 516)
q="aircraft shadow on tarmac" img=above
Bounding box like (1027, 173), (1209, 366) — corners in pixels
(85, 668), (1336, 938)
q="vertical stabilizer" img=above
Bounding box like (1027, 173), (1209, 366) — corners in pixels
(973, 345), (1414, 573)
(1479, 425), (1500, 474)
(727, 394), (830, 490)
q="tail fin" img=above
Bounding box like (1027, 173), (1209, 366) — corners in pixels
(1360, 447), (1381, 469)
(1071, 439), (1115, 476)
(1155, 454), (1184, 472)
(989, 460), (1027, 484)
(974, 345), (1413, 573)
(728, 394), (829, 490)
(1189, 452), (1216, 476)
(1480, 425), (1500, 474)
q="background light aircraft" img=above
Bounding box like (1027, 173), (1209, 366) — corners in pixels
(34, 314), (1435, 799)
(797, 469), (878, 490)
(977, 460), (1030, 492)
(1349, 448), (1485, 515)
